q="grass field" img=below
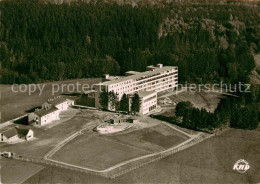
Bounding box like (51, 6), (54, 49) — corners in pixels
(0, 78), (101, 123)
(50, 123), (188, 170)
(103, 124), (189, 152)
(1, 158), (45, 184)
(51, 135), (149, 170)
(113, 128), (260, 184)
(24, 128), (260, 184)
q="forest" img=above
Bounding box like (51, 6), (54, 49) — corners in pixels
(0, 0), (260, 84)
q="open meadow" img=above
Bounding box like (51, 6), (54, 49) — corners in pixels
(1, 158), (45, 184)
(50, 135), (149, 170)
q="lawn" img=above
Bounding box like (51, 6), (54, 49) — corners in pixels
(0, 78), (101, 123)
(25, 128), (260, 184)
(49, 121), (189, 170)
(50, 135), (149, 170)
(102, 123), (189, 152)
(1, 158), (45, 184)
(113, 128), (260, 184)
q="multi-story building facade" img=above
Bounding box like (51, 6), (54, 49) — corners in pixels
(138, 91), (157, 115)
(90, 64), (178, 115)
(28, 97), (75, 126)
(28, 104), (60, 126)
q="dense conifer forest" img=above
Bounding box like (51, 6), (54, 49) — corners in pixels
(0, 0), (259, 84)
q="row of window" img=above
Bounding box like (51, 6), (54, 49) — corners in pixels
(135, 71), (177, 85)
(143, 100), (156, 108)
(143, 103), (157, 112)
(149, 105), (157, 111)
(135, 69), (177, 82)
(136, 80), (176, 91)
(107, 70), (178, 95)
(109, 80), (132, 89)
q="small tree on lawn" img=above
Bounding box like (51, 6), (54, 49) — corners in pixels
(119, 93), (129, 113)
(99, 91), (109, 110)
(131, 93), (140, 115)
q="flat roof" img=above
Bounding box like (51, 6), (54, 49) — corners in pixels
(125, 71), (141, 75)
(138, 90), (156, 97)
(102, 66), (176, 85)
(106, 76), (122, 80)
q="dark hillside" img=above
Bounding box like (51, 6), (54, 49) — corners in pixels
(0, 0), (259, 84)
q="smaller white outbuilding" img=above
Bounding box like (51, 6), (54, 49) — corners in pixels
(0, 127), (19, 143)
(0, 127), (34, 143)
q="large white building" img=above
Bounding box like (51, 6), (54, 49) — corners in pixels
(89, 64), (178, 115)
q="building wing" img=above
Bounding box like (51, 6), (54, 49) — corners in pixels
(34, 106), (59, 117)
(1, 127), (18, 138)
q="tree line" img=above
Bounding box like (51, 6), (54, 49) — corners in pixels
(0, 0), (259, 84)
